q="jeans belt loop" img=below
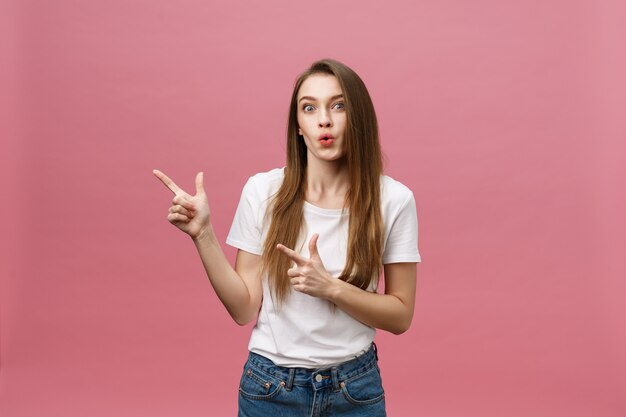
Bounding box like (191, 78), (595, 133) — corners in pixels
(286, 368), (295, 391)
(331, 367), (340, 392)
(372, 341), (379, 361)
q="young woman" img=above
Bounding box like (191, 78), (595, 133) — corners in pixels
(153, 58), (421, 416)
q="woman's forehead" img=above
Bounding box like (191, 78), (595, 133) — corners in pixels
(298, 74), (343, 100)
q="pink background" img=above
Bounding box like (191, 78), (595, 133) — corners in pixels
(1, 1), (625, 416)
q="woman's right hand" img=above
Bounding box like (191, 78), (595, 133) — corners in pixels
(153, 169), (211, 240)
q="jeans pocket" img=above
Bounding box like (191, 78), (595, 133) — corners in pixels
(340, 365), (385, 406)
(239, 363), (285, 401)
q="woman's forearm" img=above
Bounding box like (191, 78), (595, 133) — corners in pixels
(327, 280), (413, 335)
(191, 225), (255, 325)
(277, 236), (416, 334)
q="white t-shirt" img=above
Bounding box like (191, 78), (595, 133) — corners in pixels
(226, 167), (421, 368)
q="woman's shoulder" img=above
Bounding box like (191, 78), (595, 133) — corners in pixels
(249, 167), (285, 184)
(381, 174), (414, 204)
(380, 175), (416, 221)
(243, 167), (285, 199)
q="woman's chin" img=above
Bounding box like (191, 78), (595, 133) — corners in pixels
(307, 147), (345, 163)
(317, 153), (345, 163)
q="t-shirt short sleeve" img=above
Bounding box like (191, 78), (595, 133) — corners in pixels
(226, 176), (264, 255)
(382, 191), (421, 264)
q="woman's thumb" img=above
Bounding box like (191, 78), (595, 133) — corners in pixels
(195, 172), (205, 195)
(309, 233), (320, 259)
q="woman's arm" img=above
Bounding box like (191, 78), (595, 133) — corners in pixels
(277, 234), (417, 334)
(153, 169), (262, 326)
(193, 228), (263, 326)
(328, 262), (416, 335)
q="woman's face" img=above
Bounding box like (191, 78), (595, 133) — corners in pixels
(296, 74), (347, 163)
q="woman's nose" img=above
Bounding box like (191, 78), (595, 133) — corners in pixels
(318, 109), (332, 127)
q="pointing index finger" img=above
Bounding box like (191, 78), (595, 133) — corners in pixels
(276, 243), (307, 266)
(153, 169), (184, 195)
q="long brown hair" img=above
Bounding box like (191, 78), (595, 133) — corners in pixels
(261, 58), (384, 306)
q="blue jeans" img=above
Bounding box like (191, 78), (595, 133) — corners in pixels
(237, 343), (386, 417)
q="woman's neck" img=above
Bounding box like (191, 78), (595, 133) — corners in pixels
(305, 158), (349, 208)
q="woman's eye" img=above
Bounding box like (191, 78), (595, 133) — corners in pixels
(303, 105), (314, 112)
(334, 102), (345, 110)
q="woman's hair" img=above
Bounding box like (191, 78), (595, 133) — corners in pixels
(261, 58), (384, 306)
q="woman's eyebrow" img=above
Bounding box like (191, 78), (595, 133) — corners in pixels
(298, 94), (344, 103)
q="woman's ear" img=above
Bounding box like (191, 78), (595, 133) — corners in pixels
(298, 128), (302, 136)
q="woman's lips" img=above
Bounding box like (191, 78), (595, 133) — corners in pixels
(318, 133), (334, 147)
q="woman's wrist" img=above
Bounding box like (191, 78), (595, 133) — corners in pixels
(191, 224), (216, 246)
(326, 277), (347, 302)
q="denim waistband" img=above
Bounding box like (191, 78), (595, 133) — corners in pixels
(244, 343), (379, 391)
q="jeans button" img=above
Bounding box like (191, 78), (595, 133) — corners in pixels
(315, 374), (323, 382)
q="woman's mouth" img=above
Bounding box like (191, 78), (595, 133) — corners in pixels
(318, 134), (334, 147)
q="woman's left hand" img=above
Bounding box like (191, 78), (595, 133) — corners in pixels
(276, 234), (338, 299)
